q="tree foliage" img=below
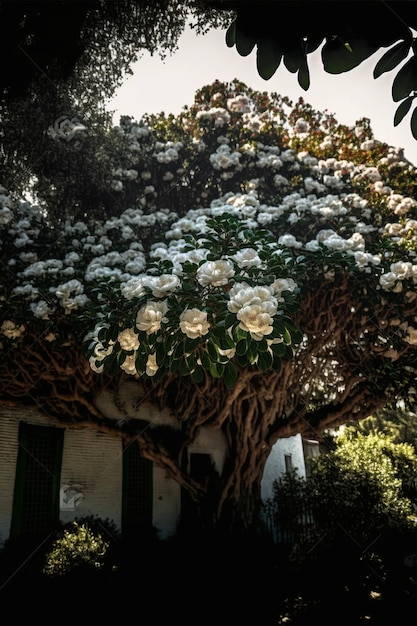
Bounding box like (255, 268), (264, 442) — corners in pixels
(0, 0), (231, 204)
(267, 428), (417, 622)
(2, 79), (417, 529)
(269, 428), (417, 545)
(220, 0), (417, 138)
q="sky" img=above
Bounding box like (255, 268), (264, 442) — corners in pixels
(107, 25), (417, 165)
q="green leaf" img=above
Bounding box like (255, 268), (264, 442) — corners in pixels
(223, 361), (238, 388)
(256, 37), (282, 80)
(258, 350), (273, 372)
(373, 40), (412, 79)
(233, 326), (248, 342)
(290, 328), (304, 345)
(207, 339), (219, 361)
(256, 338), (268, 352)
(179, 357), (190, 376)
(394, 96), (414, 126)
(201, 350), (211, 372)
(156, 341), (166, 366)
(169, 358), (180, 373)
(191, 365), (204, 384)
(235, 353), (247, 368)
(283, 48), (304, 74)
(236, 339), (247, 356)
(271, 341), (286, 357)
(282, 327), (292, 345)
(224, 313), (236, 329)
(322, 36), (378, 74)
(392, 56), (417, 102)
(297, 55), (310, 91)
(225, 20), (236, 48)
(209, 361), (224, 378)
(184, 337), (198, 353)
(174, 340), (185, 359)
(305, 34), (324, 54)
(218, 334), (235, 351)
(411, 106), (417, 140)
(234, 19), (256, 57)
(246, 343), (258, 365)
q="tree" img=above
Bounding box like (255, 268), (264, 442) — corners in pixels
(2, 79), (417, 532)
(219, 0), (417, 138)
(0, 0), (231, 211)
(267, 428), (417, 622)
(356, 402), (417, 450)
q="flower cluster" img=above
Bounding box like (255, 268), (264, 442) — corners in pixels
(85, 214), (303, 387)
(1, 80), (417, 387)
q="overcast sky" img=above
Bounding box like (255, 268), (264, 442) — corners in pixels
(107, 25), (416, 164)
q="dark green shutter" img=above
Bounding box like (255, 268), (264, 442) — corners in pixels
(10, 422), (64, 540)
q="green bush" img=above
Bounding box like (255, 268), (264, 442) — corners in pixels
(43, 516), (118, 577)
(265, 429), (417, 622)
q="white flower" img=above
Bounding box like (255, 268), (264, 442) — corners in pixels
(118, 328), (140, 351)
(55, 279), (84, 305)
(227, 283), (278, 340)
(228, 283), (277, 314)
(47, 116), (86, 141)
(179, 308), (210, 339)
(146, 274), (181, 297)
(146, 353), (159, 377)
(237, 304), (276, 340)
(278, 234), (303, 249)
(121, 353), (138, 376)
(227, 94), (251, 113)
(196, 259), (235, 287)
(94, 341), (115, 361)
(136, 300), (168, 334)
(232, 248), (262, 269)
(1, 320), (25, 339)
(30, 300), (56, 320)
(270, 278), (298, 297)
(89, 356), (104, 374)
(121, 276), (147, 300)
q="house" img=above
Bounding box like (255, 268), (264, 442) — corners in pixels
(0, 378), (313, 548)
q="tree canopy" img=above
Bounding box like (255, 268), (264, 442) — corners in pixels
(2, 79), (417, 528)
(2, 0), (417, 203)
(221, 0), (417, 138)
(0, 0), (231, 201)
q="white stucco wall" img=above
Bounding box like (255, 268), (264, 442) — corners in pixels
(0, 411), (19, 546)
(261, 433), (306, 501)
(59, 429), (123, 528)
(152, 466), (181, 539)
(95, 382), (179, 428)
(187, 427), (228, 475)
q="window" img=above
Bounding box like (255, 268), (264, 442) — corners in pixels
(122, 441), (153, 537)
(284, 453), (293, 474)
(180, 453), (214, 533)
(10, 422), (64, 540)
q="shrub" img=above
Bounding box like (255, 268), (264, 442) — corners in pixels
(42, 516), (118, 577)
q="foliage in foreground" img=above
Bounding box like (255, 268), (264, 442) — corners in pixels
(268, 428), (417, 549)
(266, 428), (417, 623)
(42, 516), (118, 577)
